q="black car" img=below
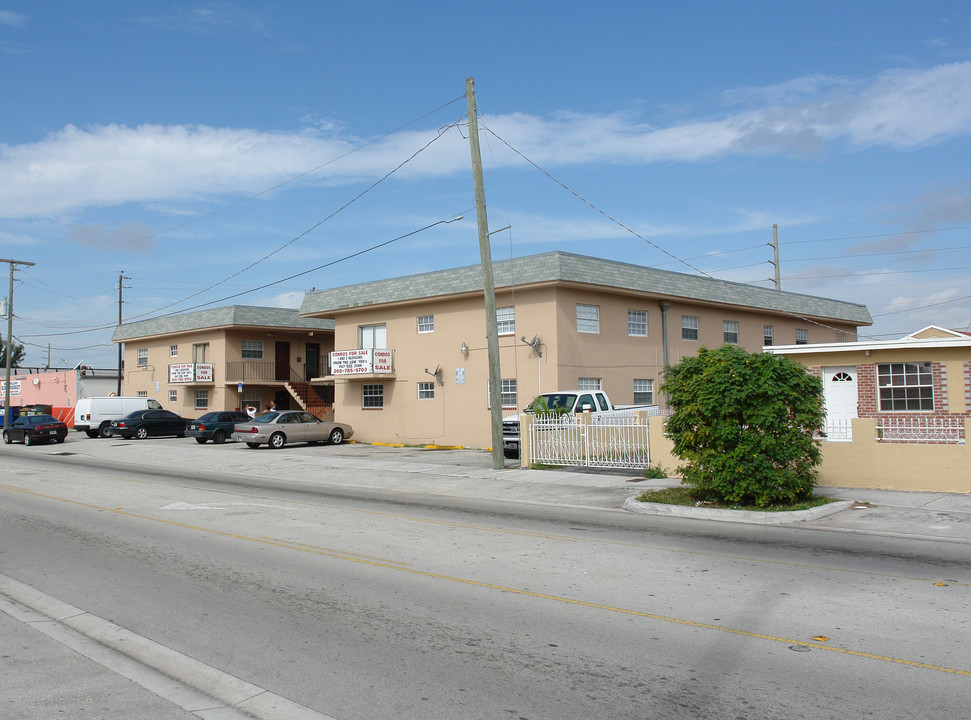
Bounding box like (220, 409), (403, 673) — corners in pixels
(3, 414), (68, 445)
(186, 410), (250, 444)
(108, 409), (188, 439)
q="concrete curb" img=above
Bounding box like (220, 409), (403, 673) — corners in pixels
(622, 496), (854, 525)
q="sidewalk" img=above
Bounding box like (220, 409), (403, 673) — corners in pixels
(34, 437), (971, 543)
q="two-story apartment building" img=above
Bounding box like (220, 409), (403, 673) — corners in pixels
(299, 251), (872, 448)
(111, 306), (334, 419)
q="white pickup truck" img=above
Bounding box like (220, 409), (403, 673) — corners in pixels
(502, 390), (657, 457)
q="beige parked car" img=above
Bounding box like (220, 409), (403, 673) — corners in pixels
(232, 410), (353, 449)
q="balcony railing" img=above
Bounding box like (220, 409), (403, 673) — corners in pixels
(224, 360), (331, 384)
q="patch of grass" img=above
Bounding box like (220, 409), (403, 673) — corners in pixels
(636, 486), (840, 512)
(642, 463), (670, 479)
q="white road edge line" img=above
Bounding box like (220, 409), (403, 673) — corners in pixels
(0, 573), (338, 720)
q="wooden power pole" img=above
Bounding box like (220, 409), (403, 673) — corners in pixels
(466, 77), (505, 469)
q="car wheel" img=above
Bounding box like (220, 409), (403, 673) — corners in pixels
(329, 428), (344, 445)
(55, 437), (65, 443)
(24, 433), (33, 446)
(85, 430), (99, 438)
(212, 430), (226, 444)
(99, 422), (112, 438)
(195, 437), (208, 444)
(135, 426), (149, 440)
(268, 432), (286, 449)
(245, 442), (261, 449)
(2, 431), (10, 444)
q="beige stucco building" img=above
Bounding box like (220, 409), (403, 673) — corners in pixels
(299, 251), (872, 448)
(111, 306), (334, 418)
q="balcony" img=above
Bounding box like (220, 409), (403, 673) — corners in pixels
(225, 359), (328, 384)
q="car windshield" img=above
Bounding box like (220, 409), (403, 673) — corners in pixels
(252, 412), (280, 424)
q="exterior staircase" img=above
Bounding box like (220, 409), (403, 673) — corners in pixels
(286, 381), (333, 420)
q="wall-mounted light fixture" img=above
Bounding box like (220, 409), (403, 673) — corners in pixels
(460, 341), (468, 357)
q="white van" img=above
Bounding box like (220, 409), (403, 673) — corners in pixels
(74, 396), (163, 438)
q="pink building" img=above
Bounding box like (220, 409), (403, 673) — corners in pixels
(1, 366), (120, 424)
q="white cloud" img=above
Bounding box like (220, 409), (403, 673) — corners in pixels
(0, 10), (28, 27)
(3, 62), (971, 219)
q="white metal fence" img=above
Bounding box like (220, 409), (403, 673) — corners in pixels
(527, 411), (655, 468)
(876, 416), (966, 444)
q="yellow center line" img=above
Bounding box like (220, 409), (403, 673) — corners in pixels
(3, 481), (969, 678)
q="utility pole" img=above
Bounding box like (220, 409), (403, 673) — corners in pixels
(2, 257), (36, 429)
(466, 77), (504, 469)
(769, 224), (781, 290)
(117, 271), (129, 395)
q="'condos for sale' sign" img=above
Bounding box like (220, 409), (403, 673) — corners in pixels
(330, 349), (394, 375)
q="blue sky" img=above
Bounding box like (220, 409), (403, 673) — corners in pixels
(2, 1), (971, 367)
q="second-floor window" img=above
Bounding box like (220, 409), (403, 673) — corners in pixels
(682, 316), (699, 341)
(360, 324), (387, 349)
(628, 309), (647, 337)
(169, 344), (178, 357)
(795, 329), (808, 345)
(496, 306), (515, 336)
(417, 315), (434, 334)
(576, 304), (600, 334)
(137, 348), (148, 367)
(723, 320), (739, 345)
(241, 340), (264, 359)
(193, 343), (209, 363)
(763, 325), (774, 346)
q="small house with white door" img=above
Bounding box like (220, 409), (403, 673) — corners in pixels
(764, 325), (971, 492)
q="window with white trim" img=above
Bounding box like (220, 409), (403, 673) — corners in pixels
(169, 390), (178, 404)
(628, 309), (647, 337)
(137, 391), (147, 398)
(488, 378), (518, 408)
(169, 344), (178, 358)
(360, 324), (387, 349)
(417, 315), (434, 334)
(195, 389), (209, 409)
(137, 348), (148, 367)
(576, 304), (599, 334)
(241, 340), (264, 359)
(496, 306), (515, 336)
(795, 329), (808, 345)
(578, 377), (601, 391)
(633, 379), (654, 405)
(417, 382), (435, 399)
(362, 383), (384, 408)
(763, 325), (774, 346)
(878, 362), (933, 411)
(723, 320), (739, 345)
(681, 316), (699, 341)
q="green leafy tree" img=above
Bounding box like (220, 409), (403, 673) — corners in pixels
(0, 337), (26, 367)
(661, 344), (825, 506)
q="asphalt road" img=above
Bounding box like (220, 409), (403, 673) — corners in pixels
(1, 440), (969, 719)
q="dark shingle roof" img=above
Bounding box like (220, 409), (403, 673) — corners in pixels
(111, 305), (334, 342)
(300, 251), (872, 325)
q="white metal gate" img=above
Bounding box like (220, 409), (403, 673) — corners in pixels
(528, 412), (651, 469)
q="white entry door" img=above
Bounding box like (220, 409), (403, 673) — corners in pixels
(823, 366), (857, 441)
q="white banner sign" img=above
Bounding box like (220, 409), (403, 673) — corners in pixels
(1, 380), (22, 396)
(330, 349), (395, 375)
(168, 363), (215, 383)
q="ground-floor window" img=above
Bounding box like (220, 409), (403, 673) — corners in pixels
(633, 379), (654, 405)
(195, 389), (209, 409)
(878, 362), (933, 411)
(488, 378), (518, 408)
(169, 390), (178, 404)
(363, 383), (384, 408)
(417, 381), (435, 399)
(578, 377), (601, 391)
(137, 390), (147, 398)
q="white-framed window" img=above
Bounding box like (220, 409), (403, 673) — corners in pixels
(241, 390), (262, 408)
(488, 378), (518, 408)
(496, 306), (515, 336)
(362, 383), (384, 408)
(360, 324), (387, 349)
(628, 309), (647, 337)
(878, 362), (934, 411)
(723, 320), (739, 345)
(169, 344), (178, 358)
(137, 390), (147, 398)
(193, 343), (209, 363)
(681, 316), (699, 341)
(417, 381), (435, 399)
(195, 389), (209, 410)
(795, 329), (808, 345)
(137, 348), (148, 367)
(576, 304), (600, 334)
(417, 315), (434, 334)
(634, 379), (654, 405)
(578, 377), (602, 391)
(241, 340), (264, 359)
(169, 390), (178, 404)
(763, 325), (774, 346)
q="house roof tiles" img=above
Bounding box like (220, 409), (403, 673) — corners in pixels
(111, 305), (334, 342)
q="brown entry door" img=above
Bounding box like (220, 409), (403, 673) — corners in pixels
(275, 341), (291, 381)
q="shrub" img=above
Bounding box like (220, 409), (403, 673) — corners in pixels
(661, 344), (825, 507)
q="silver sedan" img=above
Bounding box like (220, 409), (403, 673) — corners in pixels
(232, 410), (353, 449)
